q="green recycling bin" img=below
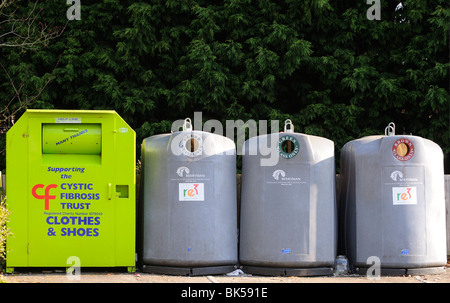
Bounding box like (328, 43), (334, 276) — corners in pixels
(6, 110), (136, 273)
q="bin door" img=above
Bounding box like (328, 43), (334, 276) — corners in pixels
(26, 118), (117, 267)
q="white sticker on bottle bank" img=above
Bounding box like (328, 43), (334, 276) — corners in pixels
(55, 117), (81, 123)
(392, 187), (417, 205)
(179, 183), (204, 201)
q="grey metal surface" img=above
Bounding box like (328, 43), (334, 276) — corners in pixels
(139, 128), (238, 270)
(239, 128), (337, 272)
(241, 265), (334, 277)
(339, 132), (447, 271)
(141, 264), (236, 276)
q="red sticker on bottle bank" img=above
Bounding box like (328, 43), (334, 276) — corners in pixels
(392, 138), (415, 161)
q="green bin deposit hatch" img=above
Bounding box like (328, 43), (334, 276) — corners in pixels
(6, 110), (136, 272)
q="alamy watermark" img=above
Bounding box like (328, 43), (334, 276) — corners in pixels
(169, 112), (290, 167)
(366, 256), (381, 280)
(67, 0), (81, 21)
(67, 1), (381, 22)
(366, 0), (381, 20)
(66, 256), (81, 280)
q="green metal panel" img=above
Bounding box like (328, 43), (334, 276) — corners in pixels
(6, 110), (136, 271)
(42, 123), (102, 154)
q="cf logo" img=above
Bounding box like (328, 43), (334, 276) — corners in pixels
(32, 184), (58, 210)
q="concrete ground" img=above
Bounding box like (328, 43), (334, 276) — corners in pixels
(2, 262), (450, 283)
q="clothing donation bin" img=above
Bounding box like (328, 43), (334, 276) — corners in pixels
(6, 109), (136, 273)
(339, 123), (447, 275)
(239, 120), (337, 276)
(139, 118), (238, 275)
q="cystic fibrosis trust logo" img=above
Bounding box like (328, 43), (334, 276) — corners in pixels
(32, 184), (58, 210)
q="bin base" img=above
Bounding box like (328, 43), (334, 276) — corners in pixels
(241, 265), (334, 277)
(354, 266), (446, 276)
(141, 264), (237, 276)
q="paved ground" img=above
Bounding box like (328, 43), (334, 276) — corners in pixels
(2, 262), (450, 283)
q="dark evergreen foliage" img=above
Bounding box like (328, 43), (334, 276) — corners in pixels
(1, 0), (448, 171)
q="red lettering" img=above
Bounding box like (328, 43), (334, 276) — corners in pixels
(32, 184), (58, 210)
(193, 184), (199, 195)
